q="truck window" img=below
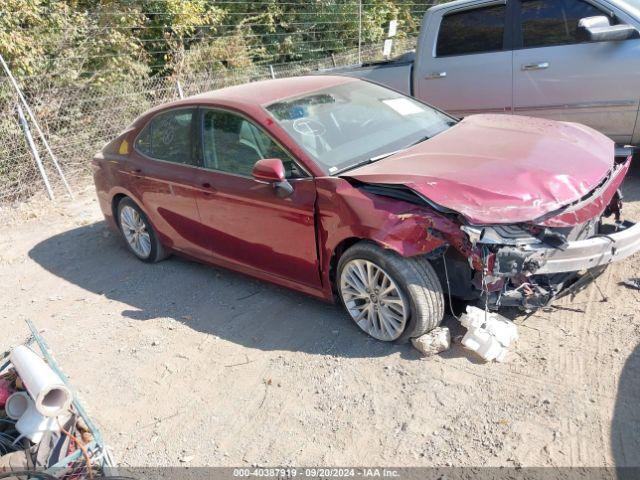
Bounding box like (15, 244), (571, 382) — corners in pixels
(520, 0), (609, 48)
(436, 5), (506, 57)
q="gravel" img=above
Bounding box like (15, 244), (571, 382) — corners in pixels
(1, 173), (639, 467)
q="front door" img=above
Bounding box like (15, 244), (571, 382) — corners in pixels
(513, 0), (640, 144)
(193, 108), (321, 288)
(414, 1), (513, 117)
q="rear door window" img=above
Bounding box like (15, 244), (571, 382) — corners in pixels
(135, 109), (197, 166)
(520, 0), (610, 48)
(437, 5), (507, 57)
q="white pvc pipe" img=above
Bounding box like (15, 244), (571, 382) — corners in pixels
(15, 402), (62, 444)
(9, 345), (72, 417)
(5, 391), (31, 420)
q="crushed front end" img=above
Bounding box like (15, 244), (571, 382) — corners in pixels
(459, 168), (640, 310)
(347, 150), (638, 312)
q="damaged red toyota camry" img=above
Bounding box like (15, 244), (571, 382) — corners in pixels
(93, 75), (640, 342)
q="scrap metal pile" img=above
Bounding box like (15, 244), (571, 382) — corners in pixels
(0, 322), (113, 479)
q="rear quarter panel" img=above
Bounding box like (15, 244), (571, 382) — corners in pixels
(92, 153), (148, 233)
(92, 154), (119, 231)
(91, 126), (156, 234)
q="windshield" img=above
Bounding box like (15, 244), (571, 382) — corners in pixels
(265, 81), (456, 175)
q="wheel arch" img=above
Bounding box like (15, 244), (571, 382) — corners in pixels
(109, 189), (151, 230)
(328, 237), (401, 299)
(110, 193), (169, 263)
(111, 193), (128, 228)
(331, 238), (445, 342)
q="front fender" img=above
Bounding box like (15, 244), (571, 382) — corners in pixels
(316, 178), (473, 285)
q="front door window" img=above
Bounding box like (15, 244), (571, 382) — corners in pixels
(201, 109), (305, 178)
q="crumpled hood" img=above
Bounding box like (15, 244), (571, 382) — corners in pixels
(345, 114), (615, 225)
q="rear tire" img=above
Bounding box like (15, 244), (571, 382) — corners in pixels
(116, 197), (168, 263)
(336, 242), (444, 343)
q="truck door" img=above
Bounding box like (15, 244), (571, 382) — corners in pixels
(414, 1), (513, 117)
(512, 0), (640, 145)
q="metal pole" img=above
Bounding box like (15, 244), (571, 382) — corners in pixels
(17, 104), (54, 200)
(176, 79), (184, 99)
(269, 64), (276, 79)
(358, 0), (363, 65)
(0, 54), (72, 198)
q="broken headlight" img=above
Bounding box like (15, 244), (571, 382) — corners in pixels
(461, 225), (541, 246)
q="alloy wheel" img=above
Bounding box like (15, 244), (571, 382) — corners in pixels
(120, 205), (152, 259)
(340, 259), (408, 341)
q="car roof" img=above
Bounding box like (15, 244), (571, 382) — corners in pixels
(195, 74), (356, 104)
(142, 75), (358, 119)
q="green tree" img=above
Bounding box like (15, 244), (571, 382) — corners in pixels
(0, 0), (149, 85)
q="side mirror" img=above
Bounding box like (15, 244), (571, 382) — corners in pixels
(252, 158), (294, 198)
(577, 16), (640, 42)
(252, 158), (286, 183)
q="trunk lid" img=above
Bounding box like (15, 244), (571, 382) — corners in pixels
(344, 114), (615, 225)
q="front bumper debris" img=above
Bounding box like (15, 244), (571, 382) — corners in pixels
(489, 266), (607, 310)
(528, 220), (640, 274)
(478, 220), (640, 310)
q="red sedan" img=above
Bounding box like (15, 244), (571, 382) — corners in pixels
(93, 75), (640, 342)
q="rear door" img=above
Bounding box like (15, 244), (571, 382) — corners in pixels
(127, 107), (210, 257)
(192, 108), (321, 288)
(513, 0), (640, 144)
(414, 1), (513, 117)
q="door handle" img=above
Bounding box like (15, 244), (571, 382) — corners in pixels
(522, 62), (550, 71)
(200, 182), (217, 194)
(425, 71), (447, 79)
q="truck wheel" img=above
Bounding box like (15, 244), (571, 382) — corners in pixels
(117, 197), (168, 263)
(336, 242), (444, 342)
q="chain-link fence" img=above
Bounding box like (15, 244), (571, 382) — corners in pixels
(0, 37), (416, 205)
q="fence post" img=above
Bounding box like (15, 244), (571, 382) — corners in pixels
(269, 65), (276, 79)
(384, 19), (397, 57)
(176, 79), (184, 99)
(358, 0), (363, 64)
(0, 54), (73, 199)
(16, 104), (54, 200)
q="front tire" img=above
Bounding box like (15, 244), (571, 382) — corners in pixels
(336, 242), (444, 342)
(116, 197), (168, 263)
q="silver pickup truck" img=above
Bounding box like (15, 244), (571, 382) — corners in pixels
(340, 0), (640, 151)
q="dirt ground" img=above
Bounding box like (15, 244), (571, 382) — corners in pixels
(1, 172), (639, 468)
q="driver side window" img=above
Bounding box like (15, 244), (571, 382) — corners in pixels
(201, 109), (305, 178)
(520, 0), (613, 48)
